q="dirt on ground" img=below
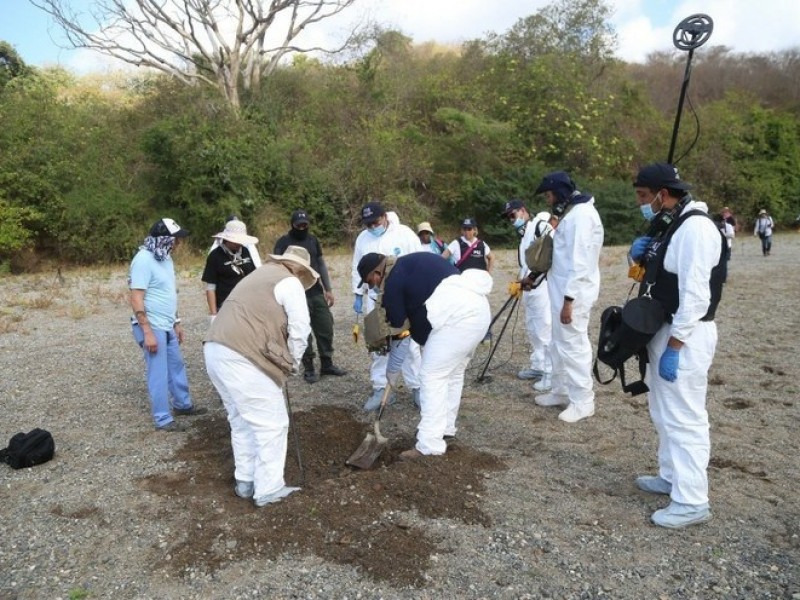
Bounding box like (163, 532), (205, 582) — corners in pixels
(0, 234), (798, 599)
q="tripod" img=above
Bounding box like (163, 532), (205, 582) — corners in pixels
(476, 293), (520, 383)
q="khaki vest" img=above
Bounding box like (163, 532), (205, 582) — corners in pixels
(205, 263), (295, 386)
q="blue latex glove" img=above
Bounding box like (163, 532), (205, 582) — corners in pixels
(353, 294), (363, 314)
(630, 236), (653, 261)
(659, 346), (680, 382)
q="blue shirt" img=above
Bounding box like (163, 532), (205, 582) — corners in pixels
(382, 252), (459, 345)
(129, 248), (178, 331)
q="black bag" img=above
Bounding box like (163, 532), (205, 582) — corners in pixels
(0, 428), (55, 469)
(594, 294), (665, 396)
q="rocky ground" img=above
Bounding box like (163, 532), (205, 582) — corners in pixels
(0, 234), (798, 600)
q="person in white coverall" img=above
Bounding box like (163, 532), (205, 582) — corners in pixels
(532, 172), (604, 423)
(629, 163), (724, 529)
(351, 201), (423, 410)
(357, 252), (492, 459)
(501, 199), (553, 388)
(203, 246), (316, 508)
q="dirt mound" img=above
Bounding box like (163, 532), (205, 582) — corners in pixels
(140, 406), (506, 587)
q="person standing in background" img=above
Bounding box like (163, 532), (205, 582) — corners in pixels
(274, 209), (347, 383)
(754, 209), (774, 256)
(202, 218), (259, 320)
(417, 222), (448, 255)
(532, 172), (604, 423)
(129, 218), (206, 432)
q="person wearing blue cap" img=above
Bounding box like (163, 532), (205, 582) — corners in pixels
(129, 218), (206, 432)
(351, 201), (423, 410)
(532, 172), (604, 423)
(442, 218), (495, 273)
(630, 162), (725, 529)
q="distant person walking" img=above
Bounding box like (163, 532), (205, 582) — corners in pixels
(754, 209), (774, 256)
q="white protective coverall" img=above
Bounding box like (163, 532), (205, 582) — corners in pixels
(518, 211), (554, 375)
(204, 276), (310, 501)
(351, 211), (423, 390)
(548, 199), (604, 408)
(416, 269), (492, 454)
(645, 200), (721, 508)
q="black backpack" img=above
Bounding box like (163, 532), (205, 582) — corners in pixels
(593, 296), (665, 396)
(0, 428), (55, 469)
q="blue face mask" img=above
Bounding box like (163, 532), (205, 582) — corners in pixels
(640, 204), (656, 222)
(368, 225), (386, 237)
(513, 217), (525, 230)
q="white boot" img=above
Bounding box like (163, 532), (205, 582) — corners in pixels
(532, 374), (552, 392)
(534, 392), (568, 407)
(558, 402), (595, 423)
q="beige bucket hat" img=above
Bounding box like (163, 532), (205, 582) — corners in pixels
(212, 219), (259, 246)
(268, 245), (320, 290)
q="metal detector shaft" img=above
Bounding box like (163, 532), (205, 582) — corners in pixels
(667, 48), (695, 164)
(477, 295), (519, 382)
(284, 381), (305, 486)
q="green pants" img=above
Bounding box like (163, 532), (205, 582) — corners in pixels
(303, 292), (335, 366)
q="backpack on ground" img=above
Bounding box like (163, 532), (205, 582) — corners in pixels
(0, 428), (55, 469)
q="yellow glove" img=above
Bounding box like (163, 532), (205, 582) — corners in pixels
(352, 323), (359, 344)
(628, 263), (646, 282)
(507, 281), (522, 299)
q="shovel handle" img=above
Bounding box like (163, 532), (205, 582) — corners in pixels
(375, 382), (393, 421)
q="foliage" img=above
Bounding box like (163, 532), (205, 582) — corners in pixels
(2, 0), (800, 269)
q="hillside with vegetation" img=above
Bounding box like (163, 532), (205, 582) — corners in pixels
(1, 0), (799, 271)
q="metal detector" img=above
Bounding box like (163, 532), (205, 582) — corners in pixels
(667, 14), (714, 163)
(476, 294), (520, 383)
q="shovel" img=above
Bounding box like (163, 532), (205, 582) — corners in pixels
(346, 384), (392, 469)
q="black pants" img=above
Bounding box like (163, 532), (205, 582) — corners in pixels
(303, 292), (335, 366)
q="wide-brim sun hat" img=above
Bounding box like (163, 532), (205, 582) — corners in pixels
(417, 221), (434, 234)
(212, 219), (259, 246)
(268, 245), (320, 289)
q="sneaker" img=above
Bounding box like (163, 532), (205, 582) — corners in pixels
(651, 501), (711, 529)
(254, 486), (300, 507)
(303, 370), (320, 384)
(398, 448), (426, 461)
(155, 420), (186, 432)
(363, 388), (396, 412)
(235, 480), (254, 499)
(320, 364), (347, 377)
(173, 406), (208, 417)
(534, 393), (568, 407)
(532, 374), (552, 392)
(558, 402), (595, 423)
(636, 475), (672, 496)
(518, 368), (545, 380)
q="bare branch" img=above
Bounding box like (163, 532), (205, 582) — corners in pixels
(28, 0), (365, 110)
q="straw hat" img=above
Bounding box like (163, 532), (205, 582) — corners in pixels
(212, 219), (259, 246)
(268, 245), (320, 290)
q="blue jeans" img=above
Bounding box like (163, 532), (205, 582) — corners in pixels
(760, 234), (772, 255)
(132, 324), (193, 427)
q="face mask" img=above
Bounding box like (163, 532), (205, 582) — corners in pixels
(368, 225), (386, 237)
(640, 193), (661, 221)
(512, 217), (525, 230)
(290, 227), (309, 240)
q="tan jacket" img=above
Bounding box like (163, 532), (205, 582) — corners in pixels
(205, 263), (294, 386)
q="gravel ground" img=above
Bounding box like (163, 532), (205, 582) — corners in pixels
(1, 234), (798, 600)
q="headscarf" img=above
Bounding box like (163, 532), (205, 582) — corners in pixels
(144, 235), (175, 261)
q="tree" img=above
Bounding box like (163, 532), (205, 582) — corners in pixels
(0, 41), (31, 88)
(29, 0), (362, 110)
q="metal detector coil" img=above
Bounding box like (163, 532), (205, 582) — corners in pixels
(673, 14), (713, 51)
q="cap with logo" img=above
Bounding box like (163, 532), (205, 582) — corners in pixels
(150, 218), (189, 238)
(291, 210), (310, 226)
(501, 199), (525, 217)
(461, 218), (478, 229)
(360, 201), (386, 225)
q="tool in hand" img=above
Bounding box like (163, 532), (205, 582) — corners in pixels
(345, 384), (392, 469)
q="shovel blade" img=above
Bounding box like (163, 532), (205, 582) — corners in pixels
(346, 431), (388, 470)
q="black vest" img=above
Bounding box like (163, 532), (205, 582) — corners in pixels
(457, 239), (488, 272)
(640, 209), (726, 323)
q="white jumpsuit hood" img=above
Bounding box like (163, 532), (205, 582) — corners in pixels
(426, 270), (493, 331)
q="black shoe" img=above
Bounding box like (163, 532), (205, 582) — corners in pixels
(320, 364), (347, 377)
(174, 406), (208, 416)
(156, 421), (186, 432)
(304, 370), (320, 384)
